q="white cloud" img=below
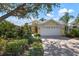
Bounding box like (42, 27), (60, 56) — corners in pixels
(59, 8), (68, 14)
(47, 13), (51, 17)
(47, 13), (53, 17)
(58, 8), (74, 16)
(69, 9), (74, 13)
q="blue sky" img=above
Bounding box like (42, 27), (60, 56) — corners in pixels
(42, 3), (79, 23)
(0, 3), (79, 26)
(45, 3), (79, 20)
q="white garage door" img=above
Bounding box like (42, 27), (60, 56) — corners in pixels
(39, 27), (61, 36)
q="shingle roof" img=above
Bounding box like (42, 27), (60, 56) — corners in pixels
(32, 19), (64, 25)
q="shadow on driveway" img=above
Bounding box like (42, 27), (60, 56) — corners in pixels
(44, 42), (79, 56)
(41, 35), (70, 40)
(41, 35), (79, 56)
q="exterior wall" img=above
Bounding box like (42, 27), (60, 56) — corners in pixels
(31, 26), (38, 34)
(38, 23), (64, 36)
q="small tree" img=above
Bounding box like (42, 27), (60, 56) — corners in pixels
(75, 14), (79, 25)
(59, 12), (74, 34)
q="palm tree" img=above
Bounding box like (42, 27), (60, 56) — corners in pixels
(59, 12), (74, 34)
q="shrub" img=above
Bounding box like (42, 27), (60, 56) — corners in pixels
(27, 36), (34, 45)
(69, 28), (79, 37)
(66, 28), (79, 38)
(28, 42), (44, 56)
(27, 33), (41, 45)
(34, 33), (41, 37)
(0, 38), (7, 55)
(33, 33), (42, 43)
(72, 28), (79, 37)
(33, 37), (42, 43)
(65, 32), (74, 38)
(5, 39), (28, 56)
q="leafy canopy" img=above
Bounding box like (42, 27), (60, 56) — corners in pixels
(0, 3), (60, 19)
(59, 12), (74, 24)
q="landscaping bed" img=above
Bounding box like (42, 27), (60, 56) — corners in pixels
(65, 28), (79, 38)
(0, 33), (43, 56)
(0, 21), (43, 56)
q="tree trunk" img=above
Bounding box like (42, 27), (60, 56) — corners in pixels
(64, 25), (68, 34)
(0, 3), (26, 22)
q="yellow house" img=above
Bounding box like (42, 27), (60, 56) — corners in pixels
(31, 20), (64, 36)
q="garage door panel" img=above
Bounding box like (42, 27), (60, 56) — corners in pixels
(39, 27), (61, 36)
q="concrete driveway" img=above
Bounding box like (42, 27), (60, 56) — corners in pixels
(41, 36), (79, 56)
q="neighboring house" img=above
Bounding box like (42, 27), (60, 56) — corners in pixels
(31, 19), (64, 36)
(69, 21), (79, 29)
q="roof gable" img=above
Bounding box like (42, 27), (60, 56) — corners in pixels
(31, 19), (64, 27)
(38, 19), (60, 25)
